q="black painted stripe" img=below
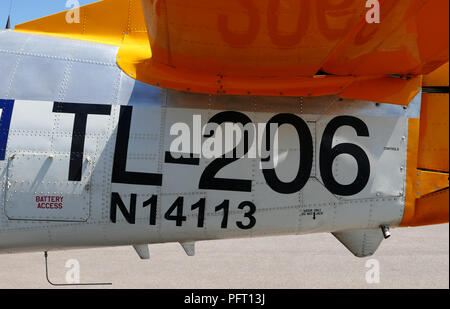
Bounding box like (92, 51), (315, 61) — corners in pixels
(422, 86), (450, 94)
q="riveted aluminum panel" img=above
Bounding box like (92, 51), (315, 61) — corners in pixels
(5, 153), (92, 221)
(0, 31), (138, 105)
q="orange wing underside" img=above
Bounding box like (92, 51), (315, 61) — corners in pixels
(15, 0), (449, 104)
(13, 0), (450, 226)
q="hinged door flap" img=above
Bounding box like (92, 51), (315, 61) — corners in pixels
(5, 153), (92, 221)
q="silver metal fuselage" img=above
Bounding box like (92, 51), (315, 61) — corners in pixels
(0, 30), (418, 254)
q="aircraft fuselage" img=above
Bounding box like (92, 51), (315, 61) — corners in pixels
(0, 30), (419, 256)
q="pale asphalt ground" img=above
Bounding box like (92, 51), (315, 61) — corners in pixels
(0, 224), (448, 289)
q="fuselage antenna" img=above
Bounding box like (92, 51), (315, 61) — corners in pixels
(5, 0), (13, 29)
(44, 251), (112, 287)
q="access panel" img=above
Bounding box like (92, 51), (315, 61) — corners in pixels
(5, 153), (92, 221)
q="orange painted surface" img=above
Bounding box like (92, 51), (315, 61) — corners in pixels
(141, 0), (448, 76)
(415, 171), (449, 199)
(401, 63), (449, 227)
(339, 75), (421, 105)
(417, 93), (449, 172)
(15, 0), (449, 102)
(423, 62), (449, 87)
(401, 120), (449, 227)
(402, 118), (421, 226)
(404, 189), (449, 227)
(141, 0), (365, 76)
(324, 0), (449, 75)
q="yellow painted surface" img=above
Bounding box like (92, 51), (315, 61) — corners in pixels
(15, 0), (138, 46)
(15, 0), (448, 104)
